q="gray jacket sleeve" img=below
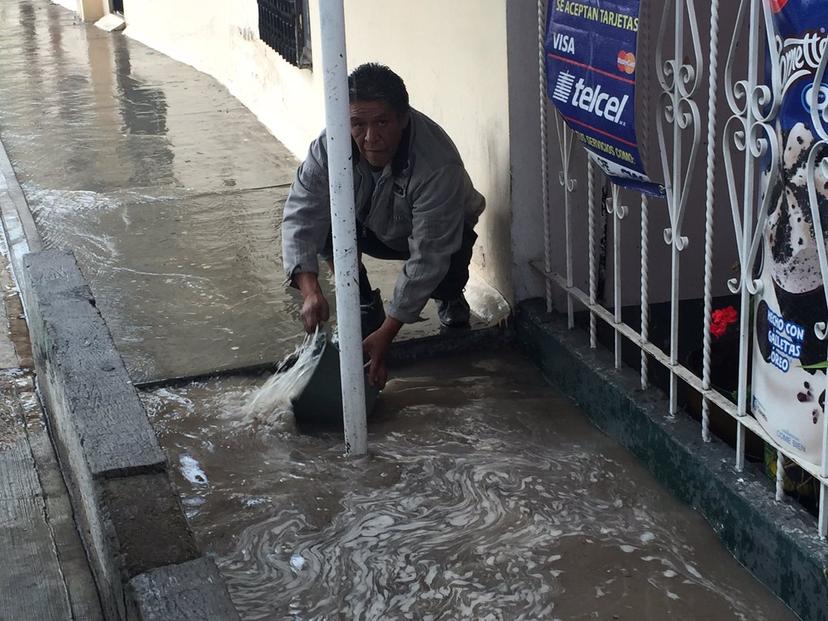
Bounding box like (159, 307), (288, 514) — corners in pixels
(281, 137), (331, 282)
(388, 164), (471, 323)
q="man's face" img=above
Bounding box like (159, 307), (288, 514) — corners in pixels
(350, 100), (408, 169)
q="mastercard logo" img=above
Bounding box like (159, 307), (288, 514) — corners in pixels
(617, 51), (636, 75)
(769, 0), (788, 12)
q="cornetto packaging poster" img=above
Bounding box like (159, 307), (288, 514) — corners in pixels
(752, 0), (828, 468)
(545, 0), (662, 196)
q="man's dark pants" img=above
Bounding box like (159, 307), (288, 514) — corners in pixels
(324, 223), (477, 304)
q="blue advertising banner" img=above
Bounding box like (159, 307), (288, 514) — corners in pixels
(545, 0), (663, 196)
(752, 0), (828, 469)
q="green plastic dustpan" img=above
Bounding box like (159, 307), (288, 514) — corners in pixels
(291, 332), (380, 427)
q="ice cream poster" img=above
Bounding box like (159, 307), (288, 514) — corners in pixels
(752, 0), (828, 469)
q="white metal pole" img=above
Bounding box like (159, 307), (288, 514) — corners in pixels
(588, 159), (597, 349)
(319, 0), (367, 456)
(640, 194), (649, 389)
(611, 185), (624, 370)
(734, 0), (763, 473)
(701, 0), (722, 443)
(668, 0), (685, 417)
(560, 116), (575, 329)
(638, 0), (650, 392)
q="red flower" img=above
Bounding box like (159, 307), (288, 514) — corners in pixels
(710, 306), (739, 338)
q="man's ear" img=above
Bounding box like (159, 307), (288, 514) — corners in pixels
(400, 111), (411, 127)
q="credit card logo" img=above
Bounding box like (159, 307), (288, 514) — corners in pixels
(552, 32), (575, 55)
(617, 51), (636, 75)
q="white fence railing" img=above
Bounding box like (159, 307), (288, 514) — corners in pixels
(537, 0), (828, 538)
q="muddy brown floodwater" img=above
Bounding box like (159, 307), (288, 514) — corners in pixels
(142, 351), (797, 621)
(0, 3), (801, 618)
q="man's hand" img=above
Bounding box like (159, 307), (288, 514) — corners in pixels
(363, 317), (402, 389)
(294, 272), (330, 333)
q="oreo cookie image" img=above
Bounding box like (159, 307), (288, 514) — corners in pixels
(771, 284), (827, 369)
(764, 123), (828, 370)
(752, 0), (828, 468)
(755, 300), (773, 363)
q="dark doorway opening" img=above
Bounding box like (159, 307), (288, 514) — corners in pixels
(112, 0), (124, 14)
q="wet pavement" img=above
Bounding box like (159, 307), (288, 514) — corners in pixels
(0, 233), (102, 620)
(142, 351), (797, 620)
(0, 0), (296, 383)
(0, 0), (492, 386)
(0, 1), (800, 619)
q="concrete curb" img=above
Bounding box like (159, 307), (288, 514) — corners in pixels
(516, 299), (828, 621)
(126, 558), (239, 620)
(21, 249), (238, 620)
(0, 131), (41, 270)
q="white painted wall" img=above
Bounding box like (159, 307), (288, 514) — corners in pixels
(123, 0), (513, 302)
(343, 1), (512, 301)
(507, 1), (550, 305)
(124, 0), (323, 160)
(51, 0), (78, 13)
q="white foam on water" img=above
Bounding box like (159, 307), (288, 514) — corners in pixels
(143, 360), (794, 621)
(154, 387), (194, 410)
(216, 437), (769, 620)
(179, 454), (208, 485)
(290, 553), (306, 572)
(238, 329), (326, 433)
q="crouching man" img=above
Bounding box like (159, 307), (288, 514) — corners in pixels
(281, 63), (485, 389)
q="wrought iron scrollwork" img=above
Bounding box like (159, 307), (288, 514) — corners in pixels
(656, 0), (703, 252)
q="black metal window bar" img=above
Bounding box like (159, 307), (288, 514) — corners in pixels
(258, 0), (312, 69)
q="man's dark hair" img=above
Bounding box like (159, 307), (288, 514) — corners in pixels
(348, 63), (410, 116)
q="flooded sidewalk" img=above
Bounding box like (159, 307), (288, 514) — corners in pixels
(143, 350), (796, 620)
(0, 0), (298, 384)
(0, 1), (800, 619)
(0, 0), (489, 387)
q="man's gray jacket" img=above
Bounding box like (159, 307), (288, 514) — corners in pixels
(281, 108), (485, 323)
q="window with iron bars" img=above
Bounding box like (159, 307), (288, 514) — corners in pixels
(257, 0), (312, 69)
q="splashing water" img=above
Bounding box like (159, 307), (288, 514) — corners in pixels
(240, 329), (326, 432)
(179, 454), (208, 485)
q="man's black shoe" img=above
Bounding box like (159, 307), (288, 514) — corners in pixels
(361, 289), (385, 335)
(437, 295), (470, 328)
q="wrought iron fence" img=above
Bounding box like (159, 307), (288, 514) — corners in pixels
(537, 0), (828, 538)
